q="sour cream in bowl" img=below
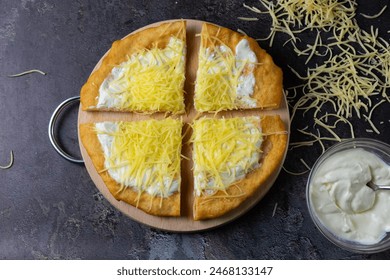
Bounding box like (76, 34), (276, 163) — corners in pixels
(306, 138), (390, 253)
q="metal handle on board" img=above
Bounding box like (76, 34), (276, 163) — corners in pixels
(48, 96), (84, 164)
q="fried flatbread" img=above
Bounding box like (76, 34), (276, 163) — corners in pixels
(80, 20), (186, 113)
(79, 20), (288, 222)
(193, 115), (287, 220)
(79, 119), (182, 217)
(194, 22), (283, 112)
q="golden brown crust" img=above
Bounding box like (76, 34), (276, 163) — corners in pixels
(200, 23), (283, 109)
(193, 115), (287, 220)
(79, 123), (180, 217)
(80, 20), (186, 111)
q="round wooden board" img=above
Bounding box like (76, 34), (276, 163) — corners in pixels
(78, 19), (290, 232)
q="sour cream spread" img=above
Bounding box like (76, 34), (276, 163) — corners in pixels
(235, 39), (257, 107)
(310, 148), (390, 245)
(95, 122), (179, 197)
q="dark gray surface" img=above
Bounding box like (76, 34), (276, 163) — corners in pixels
(0, 0), (389, 259)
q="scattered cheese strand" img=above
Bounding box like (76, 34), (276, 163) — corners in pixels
(0, 150), (14, 170)
(237, 17), (259, 21)
(7, 69), (46, 77)
(360, 5), (387, 19)
(272, 202), (278, 217)
(282, 166), (309, 176)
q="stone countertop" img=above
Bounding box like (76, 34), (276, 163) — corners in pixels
(1, 0), (389, 259)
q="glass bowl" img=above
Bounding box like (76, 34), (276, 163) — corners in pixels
(306, 138), (390, 253)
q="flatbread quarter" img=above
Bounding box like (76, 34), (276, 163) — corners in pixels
(80, 20), (186, 113)
(79, 118), (182, 217)
(191, 115), (287, 220)
(194, 22), (283, 112)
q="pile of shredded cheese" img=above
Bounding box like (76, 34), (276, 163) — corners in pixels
(290, 25), (390, 122)
(102, 37), (185, 113)
(191, 117), (263, 194)
(244, 0), (357, 47)
(242, 0), (390, 173)
(96, 119), (182, 198)
(262, 2), (362, 76)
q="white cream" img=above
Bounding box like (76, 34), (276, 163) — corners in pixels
(310, 148), (390, 245)
(95, 122), (179, 197)
(96, 37), (185, 109)
(194, 117), (262, 196)
(235, 39), (257, 107)
(201, 39), (258, 108)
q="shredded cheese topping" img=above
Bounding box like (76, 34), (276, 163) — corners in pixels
(191, 117), (263, 195)
(95, 119), (182, 199)
(97, 37), (185, 113)
(195, 28), (258, 112)
(195, 44), (238, 112)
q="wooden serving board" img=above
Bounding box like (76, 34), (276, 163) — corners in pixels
(77, 19), (290, 232)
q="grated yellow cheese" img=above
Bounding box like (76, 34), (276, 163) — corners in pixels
(242, 0), (389, 176)
(244, 0), (357, 47)
(96, 118), (182, 199)
(243, 0), (389, 122)
(194, 28), (256, 112)
(191, 117), (263, 195)
(195, 44), (237, 112)
(100, 37), (185, 113)
(289, 25), (390, 121)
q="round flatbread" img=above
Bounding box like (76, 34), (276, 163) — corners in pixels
(78, 20), (288, 222)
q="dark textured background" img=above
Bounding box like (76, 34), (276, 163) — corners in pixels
(0, 0), (389, 259)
